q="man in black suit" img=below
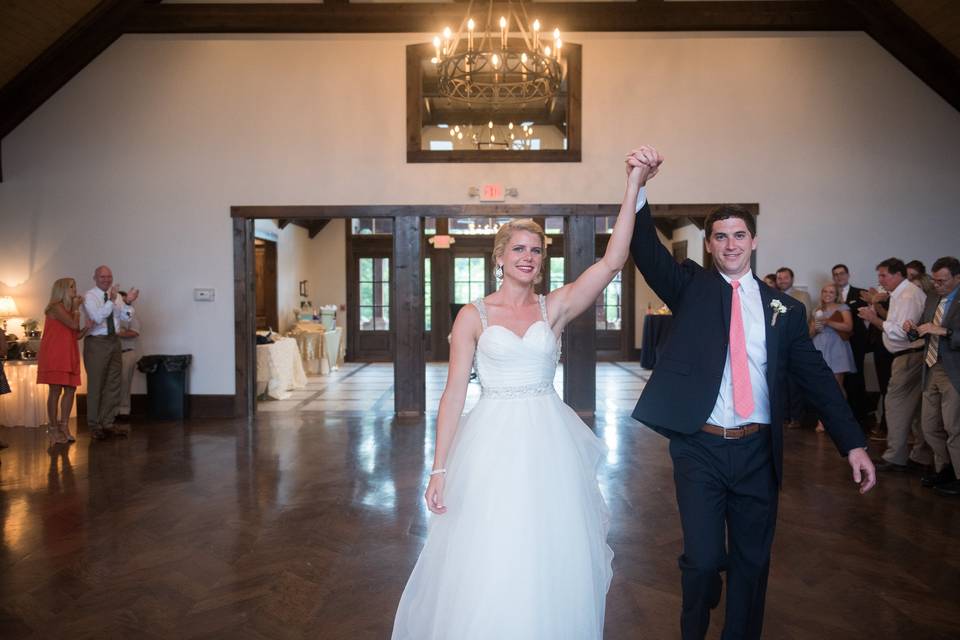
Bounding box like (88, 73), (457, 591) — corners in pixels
(832, 264), (870, 426)
(626, 149), (875, 640)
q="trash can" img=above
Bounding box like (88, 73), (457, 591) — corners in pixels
(137, 354), (192, 420)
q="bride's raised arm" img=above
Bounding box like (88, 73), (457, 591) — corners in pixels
(546, 146), (662, 333)
(423, 304), (481, 515)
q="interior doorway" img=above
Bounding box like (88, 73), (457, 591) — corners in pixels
(254, 238), (279, 331)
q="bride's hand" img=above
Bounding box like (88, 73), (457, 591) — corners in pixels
(425, 475), (447, 514)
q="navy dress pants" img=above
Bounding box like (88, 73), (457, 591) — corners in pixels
(669, 429), (779, 640)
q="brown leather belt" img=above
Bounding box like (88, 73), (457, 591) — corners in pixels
(702, 423), (768, 440)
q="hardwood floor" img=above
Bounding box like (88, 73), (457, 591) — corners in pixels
(1, 364), (957, 639)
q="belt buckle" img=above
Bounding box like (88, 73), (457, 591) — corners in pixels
(723, 428), (740, 440)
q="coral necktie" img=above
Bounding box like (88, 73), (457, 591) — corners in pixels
(730, 280), (754, 419)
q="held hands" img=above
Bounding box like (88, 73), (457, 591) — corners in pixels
(424, 475), (447, 515)
(917, 322), (948, 337)
(625, 146), (663, 188)
(847, 447), (876, 494)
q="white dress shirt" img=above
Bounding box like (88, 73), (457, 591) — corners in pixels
(636, 189), (771, 428)
(707, 271), (771, 428)
(84, 287), (135, 337)
(119, 316), (141, 351)
(882, 279), (925, 353)
(840, 284), (851, 302)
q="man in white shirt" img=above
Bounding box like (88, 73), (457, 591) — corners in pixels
(859, 258), (931, 471)
(116, 304), (142, 421)
(83, 265), (138, 439)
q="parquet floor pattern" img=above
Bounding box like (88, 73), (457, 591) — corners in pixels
(0, 364), (957, 639)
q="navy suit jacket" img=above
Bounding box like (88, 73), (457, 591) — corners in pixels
(630, 202), (866, 485)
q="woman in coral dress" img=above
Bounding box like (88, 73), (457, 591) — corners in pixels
(37, 278), (89, 444)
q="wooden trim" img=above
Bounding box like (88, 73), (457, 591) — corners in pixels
(126, 2), (861, 34)
(562, 215), (597, 416)
(393, 216), (425, 415)
(0, 0), (144, 140)
(230, 203), (758, 220)
(77, 394), (234, 419)
(845, 0), (960, 113)
(406, 42), (581, 164)
(233, 218), (256, 418)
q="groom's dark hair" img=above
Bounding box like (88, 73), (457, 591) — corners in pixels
(704, 205), (756, 238)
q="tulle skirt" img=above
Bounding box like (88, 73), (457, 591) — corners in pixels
(392, 392), (613, 640)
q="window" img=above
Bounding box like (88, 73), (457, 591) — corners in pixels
(352, 218), (394, 235)
(549, 257), (565, 292)
(544, 217), (564, 235)
(454, 257), (486, 303)
(429, 140), (454, 151)
(596, 270), (622, 330)
(595, 216), (616, 235)
(424, 258), (432, 331)
(359, 257), (390, 330)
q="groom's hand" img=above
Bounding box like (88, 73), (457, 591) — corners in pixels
(625, 146), (663, 187)
(847, 447), (876, 494)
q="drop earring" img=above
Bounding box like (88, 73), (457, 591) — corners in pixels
(495, 264), (504, 280)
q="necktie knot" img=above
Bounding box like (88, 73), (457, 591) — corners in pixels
(731, 280), (740, 290)
(103, 291), (108, 302)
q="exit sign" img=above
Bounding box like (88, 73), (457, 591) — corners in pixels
(480, 183), (505, 202)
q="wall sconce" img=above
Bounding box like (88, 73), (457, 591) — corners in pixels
(0, 296), (19, 334)
(428, 235), (456, 249)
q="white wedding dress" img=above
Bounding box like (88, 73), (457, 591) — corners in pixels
(392, 295), (613, 640)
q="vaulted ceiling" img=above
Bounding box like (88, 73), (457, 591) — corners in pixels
(1, 1), (958, 147)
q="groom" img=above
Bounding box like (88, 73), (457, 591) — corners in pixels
(626, 148), (875, 639)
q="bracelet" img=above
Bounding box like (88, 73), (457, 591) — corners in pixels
(429, 468), (447, 476)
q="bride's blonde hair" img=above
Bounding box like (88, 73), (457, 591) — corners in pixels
(492, 219), (547, 285)
(45, 278), (77, 315)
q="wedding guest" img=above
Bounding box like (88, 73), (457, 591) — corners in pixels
(116, 295), (141, 422)
(83, 266), (138, 440)
(832, 264), (870, 427)
(776, 267), (813, 428)
(859, 258), (932, 471)
(762, 273), (777, 288)
(907, 260), (935, 295)
(810, 283), (855, 432)
(0, 335), (10, 451)
(37, 278), (90, 444)
(906, 257), (960, 496)
(861, 284), (893, 437)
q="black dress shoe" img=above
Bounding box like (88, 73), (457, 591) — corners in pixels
(921, 466), (955, 488)
(933, 479), (960, 497)
(874, 459), (909, 472)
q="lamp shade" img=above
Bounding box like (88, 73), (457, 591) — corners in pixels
(0, 296), (18, 318)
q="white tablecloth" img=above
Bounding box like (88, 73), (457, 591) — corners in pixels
(0, 360), (89, 428)
(256, 337), (307, 400)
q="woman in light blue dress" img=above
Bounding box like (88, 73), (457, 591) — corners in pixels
(810, 283), (855, 431)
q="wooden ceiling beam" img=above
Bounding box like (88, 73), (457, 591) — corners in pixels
(844, 0), (960, 113)
(0, 0), (144, 141)
(308, 219), (330, 239)
(124, 2), (861, 35)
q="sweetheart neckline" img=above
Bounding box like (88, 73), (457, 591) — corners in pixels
(480, 320), (552, 342)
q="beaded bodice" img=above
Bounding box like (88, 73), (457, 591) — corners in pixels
(472, 295), (561, 399)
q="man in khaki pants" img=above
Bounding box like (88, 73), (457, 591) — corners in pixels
(907, 257), (960, 496)
(83, 266), (137, 440)
(859, 258), (932, 471)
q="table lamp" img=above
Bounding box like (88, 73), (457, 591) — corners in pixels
(0, 296), (19, 334)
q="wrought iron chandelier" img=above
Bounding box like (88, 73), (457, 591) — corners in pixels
(432, 0), (563, 107)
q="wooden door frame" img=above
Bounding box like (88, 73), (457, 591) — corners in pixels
(254, 237), (279, 332)
(230, 203), (757, 418)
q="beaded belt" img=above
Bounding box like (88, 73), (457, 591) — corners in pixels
(481, 381), (555, 399)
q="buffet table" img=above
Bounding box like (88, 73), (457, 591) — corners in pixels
(0, 360), (86, 428)
(256, 337), (308, 400)
(290, 326), (343, 375)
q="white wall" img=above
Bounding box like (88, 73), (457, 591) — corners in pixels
(2, 31), (959, 394)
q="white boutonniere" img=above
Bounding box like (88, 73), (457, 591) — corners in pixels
(770, 300), (788, 326)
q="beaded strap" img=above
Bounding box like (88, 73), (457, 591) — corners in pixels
(537, 294), (549, 323)
(482, 380), (555, 399)
(472, 298), (488, 330)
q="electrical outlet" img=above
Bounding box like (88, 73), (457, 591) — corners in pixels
(194, 288), (215, 302)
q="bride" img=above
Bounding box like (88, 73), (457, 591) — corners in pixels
(392, 146), (663, 640)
